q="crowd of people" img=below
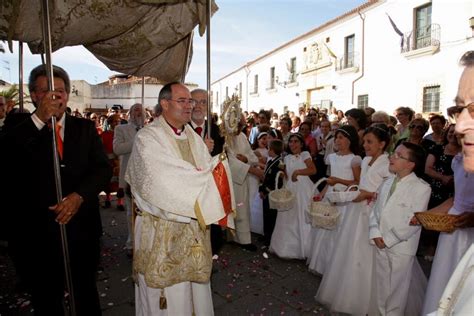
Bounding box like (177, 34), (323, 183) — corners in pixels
(0, 50), (473, 315)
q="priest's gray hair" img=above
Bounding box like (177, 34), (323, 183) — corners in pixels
(156, 81), (181, 115)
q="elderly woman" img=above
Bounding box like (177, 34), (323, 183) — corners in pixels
(424, 114), (447, 145)
(394, 106), (415, 142)
(395, 117), (436, 155)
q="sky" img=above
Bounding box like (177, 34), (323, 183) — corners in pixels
(0, 0), (366, 88)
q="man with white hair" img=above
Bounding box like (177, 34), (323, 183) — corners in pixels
(113, 103), (145, 255)
(190, 89), (226, 255)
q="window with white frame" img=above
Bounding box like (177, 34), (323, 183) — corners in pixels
(239, 82), (242, 99)
(415, 3), (432, 50)
(269, 67), (275, 89)
(253, 75), (258, 93)
(289, 57), (297, 82)
(344, 34), (355, 68)
(357, 94), (368, 109)
(423, 85), (440, 113)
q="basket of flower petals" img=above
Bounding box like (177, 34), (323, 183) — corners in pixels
(414, 212), (458, 233)
(308, 178), (340, 230)
(269, 171), (295, 211)
(325, 184), (360, 203)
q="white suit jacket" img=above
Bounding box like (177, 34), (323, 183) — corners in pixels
(369, 172), (431, 256)
(113, 123), (139, 188)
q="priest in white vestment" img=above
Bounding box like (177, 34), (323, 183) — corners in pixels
(125, 82), (234, 316)
(227, 115), (263, 251)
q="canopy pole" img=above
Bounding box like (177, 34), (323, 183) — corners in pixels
(206, 0), (212, 133)
(40, 1), (76, 315)
(18, 42), (24, 112)
(141, 76), (145, 107)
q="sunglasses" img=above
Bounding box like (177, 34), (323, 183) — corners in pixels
(409, 124), (425, 131)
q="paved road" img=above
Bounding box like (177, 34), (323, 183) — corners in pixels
(0, 198), (432, 315)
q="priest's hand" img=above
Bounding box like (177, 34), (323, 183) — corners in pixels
(204, 136), (214, 153)
(49, 192), (84, 224)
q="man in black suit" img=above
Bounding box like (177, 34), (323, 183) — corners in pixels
(0, 65), (111, 315)
(189, 88), (225, 255)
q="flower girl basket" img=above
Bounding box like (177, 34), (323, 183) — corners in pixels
(414, 212), (458, 233)
(325, 184), (360, 203)
(269, 171), (295, 211)
(308, 177), (340, 230)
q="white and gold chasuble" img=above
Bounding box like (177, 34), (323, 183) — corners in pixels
(125, 116), (234, 315)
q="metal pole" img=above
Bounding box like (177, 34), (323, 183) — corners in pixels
(206, 0), (212, 133)
(141, 76), (146, 121)
(40, 1), (76, 315)
(141, 76), (145, 107)
(18, 42), (24, 112)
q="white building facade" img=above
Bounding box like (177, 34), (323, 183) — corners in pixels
(211, 0), (474, 117)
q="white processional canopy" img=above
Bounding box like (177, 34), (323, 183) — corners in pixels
(0, 0), (217, 82)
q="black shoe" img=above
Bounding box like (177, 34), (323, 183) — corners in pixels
(240, 243), (257, 252)
(104, 200), (111, 208)
(117, 205), (125, 211)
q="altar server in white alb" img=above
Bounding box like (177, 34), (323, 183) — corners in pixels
(226, 114), (262, 251)
(369, 142), (431, 316)
(125, 82), (235, 316)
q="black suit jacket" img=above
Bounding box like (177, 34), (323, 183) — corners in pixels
(0, 113), (112, 244)
(259, 155), (283, 195)
(189, 121), (225, 157)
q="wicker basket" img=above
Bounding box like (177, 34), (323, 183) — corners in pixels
(269, 171), (295, 211)
(326, 184), (360, 203)
(307, 178), (340, 230)
(414, 212), (458, 233)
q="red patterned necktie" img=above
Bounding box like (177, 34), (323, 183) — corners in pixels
(55, 123), (63, 159)
(195, 126), (203, 137)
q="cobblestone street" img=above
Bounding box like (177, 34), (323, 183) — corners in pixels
(1, 198), (432, 315)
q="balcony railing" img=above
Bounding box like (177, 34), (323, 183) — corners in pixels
(401, 23), (440, 53)
(336, 52), (359, 71)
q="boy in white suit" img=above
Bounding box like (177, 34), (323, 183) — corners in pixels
(369, 142), (431, 316)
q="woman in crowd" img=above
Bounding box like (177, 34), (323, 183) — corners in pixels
(316, 124), (391, 315)
(270, 133), (316, 259)
(101, 114), (122, 209)
(307, 125), (361, 275)
(420, 124), (461, 260)
(345, 108), (368, 155)
(394, 106), (414, 142)
(299, 121), (318, 158)
(396, 117), (436, 156)
(314, 120), (335, 179)
(424, 114), (447, 145)
(279, 115), (292, 146)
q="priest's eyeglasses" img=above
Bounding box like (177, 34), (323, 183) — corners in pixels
(169, 98), (196, 107)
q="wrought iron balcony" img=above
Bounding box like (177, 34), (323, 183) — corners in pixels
(401, 23), (440, 53)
